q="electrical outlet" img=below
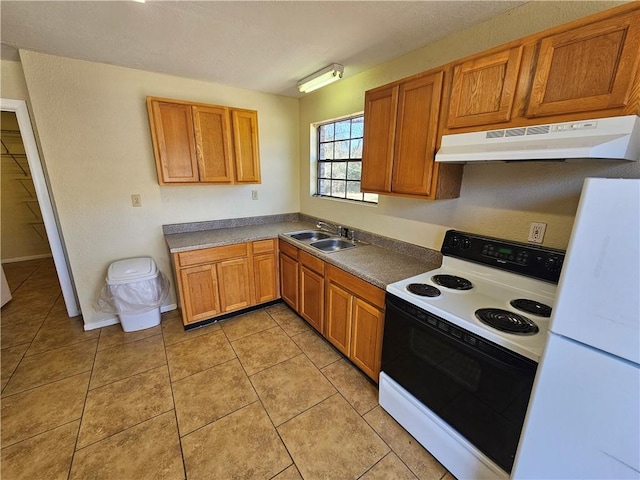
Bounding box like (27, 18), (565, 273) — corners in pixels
(528, 222), (546, 243)
(131, 194), (142, 207)
(251, 190), (258, 201)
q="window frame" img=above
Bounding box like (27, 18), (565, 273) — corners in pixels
(314, 114), (377, 204)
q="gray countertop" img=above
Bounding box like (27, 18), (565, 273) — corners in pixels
(164, 221), (441, 290)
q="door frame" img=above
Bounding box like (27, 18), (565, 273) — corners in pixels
(1, 98), (80, 317)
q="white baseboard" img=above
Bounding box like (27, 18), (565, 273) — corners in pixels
(2, 254), (53, 263)
(83, 304), (178, 331)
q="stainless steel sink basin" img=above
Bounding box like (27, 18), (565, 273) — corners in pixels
(310, 238), (357, 253)
(287, 230), (333, 242)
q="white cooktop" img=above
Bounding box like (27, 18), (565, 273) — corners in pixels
(386, 257), (558, 362)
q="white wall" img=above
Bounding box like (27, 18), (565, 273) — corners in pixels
(298, 1), (639, 251)
(18, 51), (299, 328)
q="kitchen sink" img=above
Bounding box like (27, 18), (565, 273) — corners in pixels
(287, 230), (333, 242)
(310, 238), (357, 253)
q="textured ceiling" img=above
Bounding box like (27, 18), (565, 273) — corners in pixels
(1, 1), (526, 97)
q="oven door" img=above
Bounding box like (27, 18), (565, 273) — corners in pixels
(382, 293), (537, 473)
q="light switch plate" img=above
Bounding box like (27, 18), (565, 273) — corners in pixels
(131, 194), (142, 207)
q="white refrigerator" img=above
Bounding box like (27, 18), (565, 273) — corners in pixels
(513, 177), (640, 479)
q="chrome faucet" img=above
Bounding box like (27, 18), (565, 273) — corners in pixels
(316, 221), (343, 236)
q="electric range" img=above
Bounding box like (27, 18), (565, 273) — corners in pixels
(379, 230), (565, 479)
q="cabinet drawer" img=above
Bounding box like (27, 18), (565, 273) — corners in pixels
(299, 250), (324, 275)
(325, 264), (385, 310)
(178, 243), (248, 267)
(279, 239), (299, 260)
(253, 239), (276, 255)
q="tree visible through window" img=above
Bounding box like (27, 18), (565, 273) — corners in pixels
(316, 115), (378, 203)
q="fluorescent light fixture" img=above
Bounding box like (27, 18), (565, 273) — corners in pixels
(297, 64), (344, 93)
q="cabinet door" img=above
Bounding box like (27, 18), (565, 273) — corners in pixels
(361, 85), (398, 193)
(149, 100), (199, 183)
(216, 257), (252, 313)
(300, 266), (324, 333)
(391, 71), (444, 196)
(279, 252), (299, 311)
(325, 282), (352, 356)
(193, 105), (234, 183)
(254, 252), (278, 304)
(527, 10), (640, 118)
(447, 46), (523, 128)
(350, 298), (385, 381)
(231, 109), (261, 183)
(180, 264), (220, 324)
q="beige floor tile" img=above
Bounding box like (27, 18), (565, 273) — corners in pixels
(3, 339), (97, 396)
(250, 354), (336, 426)
(182, 402), (291, 480)
(97, 322), (162, 351)
(26, 316), (99, 356)
(161, 311), (219, 346)
(291, 329), (341, 369)
(0, 420), (80, 480)
(220, 308), (277, 341)
(172, 358), (257, 436)
(442, 472), (458, 480)
(1, 258), (43, 291)
(266, 304), (312, 337)
(322, 358), (379, 415)
(90, 334), (166, 389)
(70, 412), (184, 480)
(165, 329), (235, 381)
(1, 372), (89, 447)
(364, 406), (446, 480)
(361, 452), (418, 480)
(0, 316), (46, 348)
(231, 326), (302, 375)
(272, 464), (303, 480)
(77, 365), (173, 448)
(278, 394), (389, 480)
(1, 343), (29, 390)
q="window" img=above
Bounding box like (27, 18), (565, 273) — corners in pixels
(316, 115), (378, 204)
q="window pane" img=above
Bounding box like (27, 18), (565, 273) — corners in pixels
(320, 124), (334, 142)
(332, 162), (347, 180)
(350, 138), (363, 158)
(319, 179), (331, 196)
(346, 181), (362, 200)
(334, 120), (351, 140)
(334, 140), (350, 159)
(351, 117), (364, 138)
(315, 114), (376, 204)
(347, 161), (361, 180)
(318, 162), (330, 179)
(320, 143), (333, 160)
(331, 180), (346, 198)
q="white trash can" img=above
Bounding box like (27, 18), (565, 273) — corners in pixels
(101, 257), (168, 332)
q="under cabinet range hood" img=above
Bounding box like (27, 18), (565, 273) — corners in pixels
(435, 115), (640, 163)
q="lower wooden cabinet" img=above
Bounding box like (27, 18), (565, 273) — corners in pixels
(277, 239), (386, 382)
(325, 264), (386, 382)
(279, 240), (299, 311)
(179, 264), (221, 323)
(299, 251), (325, 334)
(173, 239), (278, 326)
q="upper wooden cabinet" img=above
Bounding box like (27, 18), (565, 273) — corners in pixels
(147, 97), (261, 185)
(526, 8), (640, 118)
(362, 69), (463, 199)
(443, 4), (640, 134)
(447, 45), (524, 128)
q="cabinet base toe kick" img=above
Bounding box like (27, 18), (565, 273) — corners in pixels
(183, 299), (282, 331)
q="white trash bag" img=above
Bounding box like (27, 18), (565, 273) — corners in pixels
(95, 272), (170, 315)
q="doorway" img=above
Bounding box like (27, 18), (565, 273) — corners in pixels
(1, 98), (80, 317)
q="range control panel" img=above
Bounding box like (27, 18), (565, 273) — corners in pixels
(441, 230), (565, 283)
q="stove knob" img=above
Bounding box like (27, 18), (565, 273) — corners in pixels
(450, 236), (460, 248)
(545, 256), (561, 272)
(462, 238), (472, 249)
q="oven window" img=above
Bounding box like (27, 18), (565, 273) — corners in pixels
(382, 295), (537, 472)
